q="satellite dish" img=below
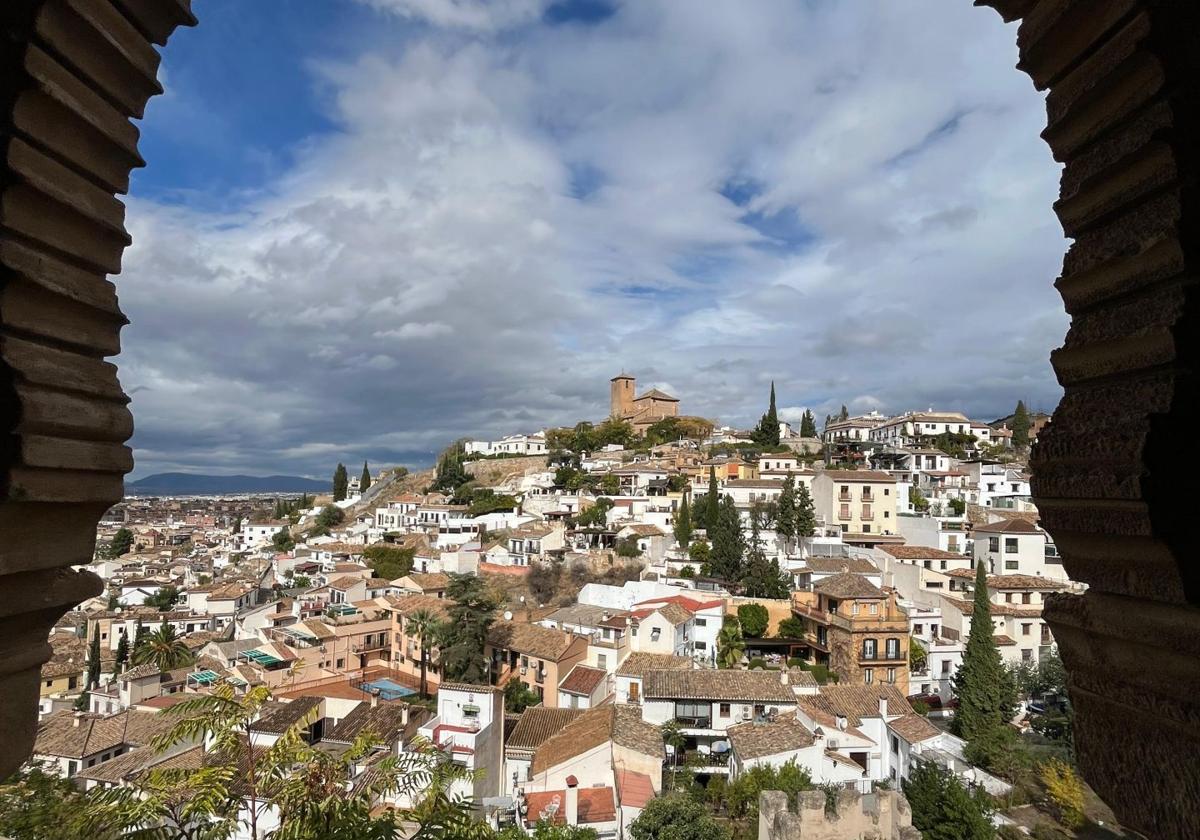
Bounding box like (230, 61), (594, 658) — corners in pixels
(503, 610), (513, 621)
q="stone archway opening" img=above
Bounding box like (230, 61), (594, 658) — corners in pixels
(2, 1), (1199, 836)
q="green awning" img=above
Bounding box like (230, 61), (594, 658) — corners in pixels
(188, 670), (219, 684)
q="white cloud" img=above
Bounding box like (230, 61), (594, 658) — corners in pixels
(119, 0), (1066, 477)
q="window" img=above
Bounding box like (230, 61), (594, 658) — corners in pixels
(940, 560), (947, 570)
(597, 653), (607, 669)
(923, 560), (932, 570)
(1021, 649), (1033, 662)
(891, 735), (899, 753)
(1005, 538), (1019, 554)
(887, 667), (896, 683)
(694, 618), (707, 627)
(1022, 593), (1032, 604)
(988, 537), (1000, 552)
(885, 638), (900, 659)
(67, 761), (78, 776)
(694, 641), (707, 651)
(869, 603), (878, 614)
(1006, 560), (1019, 570)
(884, 488), (890, 496)
(913, 624), (923, 635)
(884, 511), (890, 518)
(1022, 623), (1032, 636)
(862, 639), (877, 659)
(1006, 593), (1014, 603)
(839, 504), (850, 520)
(336, 658), (345, 669)
(650, 627), (661, 641)
(863, 524), (871, 533)
(941, 659), (950, 674)
(720, 703), (731, 717)
(864, 669), (874, 684)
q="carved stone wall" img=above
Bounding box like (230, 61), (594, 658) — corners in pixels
(0, 0), (195, 776)
(758, 789), (920, 840)
(0, 0), (1197, 836)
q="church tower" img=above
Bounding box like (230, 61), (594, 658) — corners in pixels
(610, 373), (635, 418)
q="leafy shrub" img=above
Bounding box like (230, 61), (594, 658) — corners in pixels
(747, 657), (765, 670)
(786, 657), (805, 668)
(1040, 759), (1085, 829)
(910, 699), (930, 715)
(736, 603), (769, 637)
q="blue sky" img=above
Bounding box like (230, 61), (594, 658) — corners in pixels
(117, 0), (1067, 478)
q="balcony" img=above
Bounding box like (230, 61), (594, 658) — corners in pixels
(861, 512), (874, 521)
(838, 492), (853, 502)
(353, 638), (389, 653)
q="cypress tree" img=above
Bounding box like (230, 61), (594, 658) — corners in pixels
(703, 467), (720, 531)
(332, 463), (349, 501)
(360, 461), (372, 493)
(794, 483), (816, 538)
(674, 494), (693, 549)
(776, 473), (797, 549)
(839, 404), (849, 421)
(799, 409), (817, 438)
(952, 563), (1016, 743)
(753, 382), (781, 446)
(86, 627), (101, 689)
(710, 495), (746, 582)
(1011, 400), (1031, 450)
(114, 632), (129, 675)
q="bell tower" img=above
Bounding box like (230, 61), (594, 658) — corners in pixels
(610, 373), (635, 418)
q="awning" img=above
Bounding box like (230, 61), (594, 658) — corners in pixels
(242, 649), (284, 667)
(188, 669), (219, 685)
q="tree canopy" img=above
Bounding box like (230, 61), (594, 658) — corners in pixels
(751, 382), (781, 447)
(360, 461), (372, 493)
(736, 603), (769, 637)
(437, 574), (497, 684)
(629, 793), (731, 840)
(1011, 400), (1031, 450)
(708, 495), (745, 581)
(902, 760), (995, 840)
(673, 494), (693, 548)
(332, 463), (349, 501)
(107, 527), (134, 558)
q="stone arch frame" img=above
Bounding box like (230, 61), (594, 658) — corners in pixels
(0, 0), (1197, 834)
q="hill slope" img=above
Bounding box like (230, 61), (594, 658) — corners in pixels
(127, 473), (330, 496)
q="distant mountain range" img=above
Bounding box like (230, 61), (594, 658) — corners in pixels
(126, 472), (330, 496)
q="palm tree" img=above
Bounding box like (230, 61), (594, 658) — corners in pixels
(407, 609), (440, 699)
(130, 620), (196, 672)
(717, 618), (746, 669)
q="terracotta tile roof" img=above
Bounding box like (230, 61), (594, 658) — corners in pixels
(386, 594), (451, 619)
(326, 701), (426, 745)
(487, 621), (580, 662)
(531, 705), (662, 775)
(615, 769), (655, 809)
(973, 519), (1041, 534)
(643, 669), (796, 703)
(506, 707), (585, 753)
(619, 524), (666, 537)
(120, 663), (161, 681)
(984, 574), (1069, 590)
(889, 714), (941, 744)
(299, 620), (337, 641)
(402, 572), (449, 590)
(634, 595), (725, 613)
(525, 787), (616, 826)
(34, 709), (173, 758)
(804, 684), (910, 727)
(880, 545), (969, 561)
(813, 572), (885, 600)
(438, 682), (502, 694)
(993, 634), (1017, 645)
(250, 697), (321, 735)
(544, 604), (631, 628)
(651, 603), (693, 626)
(558, 664), (608, 696)
(615, 652), (691, 677)
(799, 556), (880, 574)
(819, 470), (897, 483)
(727, 711), (815, 759)
(327, 575), (364, 591)
(725, 479), (788, 489)
(74, 744), (203, 784)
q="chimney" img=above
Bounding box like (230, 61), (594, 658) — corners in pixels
(564, 776), (579, 826)
(72, 712), (83, 727)
(879, 695), (888, 719)
(370, 692), (379, 709)
(401, 705), (409, 725)
(779, 669), (789, 686)
(836, 714), (847, 731)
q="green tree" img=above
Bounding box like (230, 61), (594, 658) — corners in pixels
(114, 631), (129, 675)
(794, 483), (816, 538)
(432, 441), (472, 493)
(332, 462), (349, 501)
(498, 823), (599, 840)
(776, 473), (797, 549)
(902, 760), (994, 840)
(752, 382), (781, 447)
(573, 497), (614, 528)
(616, 536), (642, 558)
(952, 563), (1017, 764)
(130, 620), (195, 672)
(717, 617), (746, 669)
(799, 409), (817, 438)
(437, 573), (497, 684)
(313, 504), (345, 536)
(363, 544), (416, 580)
(777, 616), (805, 639)
(407, 607), (441, 699)
(599, 473), (621, 495)
(909, 487), (930, 513)
(0, 766), (91, 840)
(702, 467), (720, 532)
(726, 759), (812, 823)
(736, 603), (770, 637)
(107, 527), (134, 558)
(86, 625), (101, 689)
(949, 497), (966, 516)
(1011, 400), (1031, 450)
(293, 575), (312, 588)
(910, 636), (928, 672)
(709, 495), (745, 581)
(740, 514), (790, 599)
(143, 584), (181, 611)
(272, 528), (296, 553)
(687, 540), (710, 565)
(629, 793), (732, 840)
(504, 678), (540, 713)
(360, 460), (372, 493)
(839, 404), (849, 421)
(673, 494), (693, 549)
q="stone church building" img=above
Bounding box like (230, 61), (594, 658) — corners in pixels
(610, 374), (680, 433)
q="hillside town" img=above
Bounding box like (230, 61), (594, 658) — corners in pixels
(17, 376), (1081, 839)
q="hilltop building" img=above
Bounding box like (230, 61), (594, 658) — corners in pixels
(610, 374), (679, 433)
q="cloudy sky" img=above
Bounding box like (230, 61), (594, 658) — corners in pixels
(119, 0), (1068, 479)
